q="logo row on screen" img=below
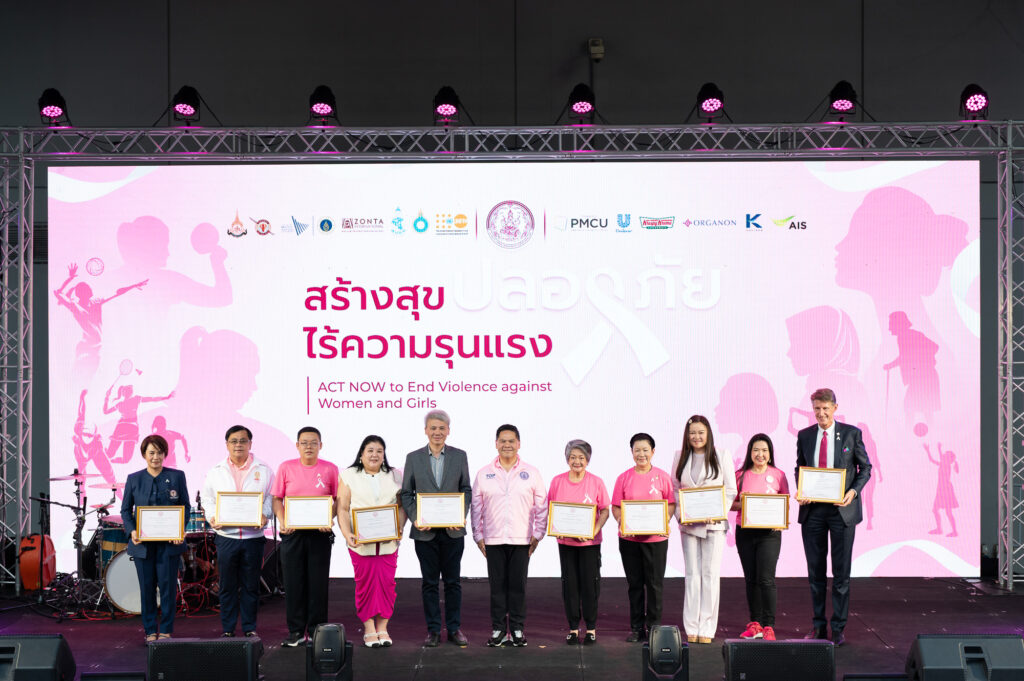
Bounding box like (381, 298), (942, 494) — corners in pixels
(224, 204), (809, 248)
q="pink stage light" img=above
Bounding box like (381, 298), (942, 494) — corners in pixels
(41, 105), (64, 119)
(700, 98), (723, 114)
(174, 103), (196, 117)
(38, 88), (68, 125)
(435, 103), (458, 117)
(571, 101), (594, 115)
(311, 102), (334, 116)
(965, 93), (987, 113)
(831, 98), (854, 112)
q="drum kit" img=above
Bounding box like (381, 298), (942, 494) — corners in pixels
(32, 471), (221, 619)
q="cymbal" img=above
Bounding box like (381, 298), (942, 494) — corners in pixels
(49, 473), (102, 481)
(88, 482), (125, 490)
(90, 503), (112, 510)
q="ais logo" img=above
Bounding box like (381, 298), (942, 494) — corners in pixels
(772, 215), (807, 230)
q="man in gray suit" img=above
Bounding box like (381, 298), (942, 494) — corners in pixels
(401, 409), (473, 647)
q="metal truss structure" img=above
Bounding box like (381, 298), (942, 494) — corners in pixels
(0, 121), (1022, 591)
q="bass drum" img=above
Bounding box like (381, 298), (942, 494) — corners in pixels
(105, 550), (160, 614)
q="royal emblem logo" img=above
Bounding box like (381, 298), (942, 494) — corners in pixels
(486, 200), (535, 249)
(227, 211), (247, 238)
(319, 218), (334, 233)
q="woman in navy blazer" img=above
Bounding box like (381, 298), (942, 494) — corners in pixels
(120, 434), (190, 641)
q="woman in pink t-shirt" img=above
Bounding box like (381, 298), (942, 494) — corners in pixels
(547, 439), (610, 646)
(611, 433), (676, 643)
(731, 433), (789, 641)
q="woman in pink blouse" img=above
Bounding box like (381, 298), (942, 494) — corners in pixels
(732, 433), (789, 641)
(547, 439), (610, 645)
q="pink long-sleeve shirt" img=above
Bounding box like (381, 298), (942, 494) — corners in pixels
(471, 456), (547, 545)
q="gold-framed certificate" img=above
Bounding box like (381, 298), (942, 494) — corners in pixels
(619, 499), (669, 536)
(215, 492), (264, 527)
(416, 492), (466, 528)
(352, 504), (400, 544)
(797, 467), (847, 503)
(740, 494), (789, 529)
(136, 506), (185, 541)
(548, 501), (597, 540)
(284, 495), (334, 530)
(678, 486), (727, 524)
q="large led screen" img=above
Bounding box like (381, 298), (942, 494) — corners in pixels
(48, 161), (980, 579)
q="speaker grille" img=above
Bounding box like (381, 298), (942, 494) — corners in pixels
(723, 639), (835, 681)
(147, 638), (261, 681)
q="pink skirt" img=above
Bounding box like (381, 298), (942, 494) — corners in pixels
(349, 549), (398, 622)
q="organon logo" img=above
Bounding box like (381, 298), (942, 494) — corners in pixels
(486, 201), (535, 249)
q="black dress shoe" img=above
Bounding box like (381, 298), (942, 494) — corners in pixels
(447, 630), (468, 647)
(583, 632), (596, 645)
(831, 631), (846, 647)
(424, 631), (441, 647)
(803, 628), (827, 639)
(626, 630), (643, 643)
(565, 632), (579, 645)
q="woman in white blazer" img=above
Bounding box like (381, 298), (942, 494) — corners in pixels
(673, 415), (737, 643)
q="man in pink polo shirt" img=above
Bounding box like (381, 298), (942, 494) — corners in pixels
(471, 424), (547, 648)
(271, 426), (339, 647)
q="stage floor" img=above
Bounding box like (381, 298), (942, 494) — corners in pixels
(1, 577), (1021, 680)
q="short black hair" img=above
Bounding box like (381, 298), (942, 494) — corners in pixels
(225, 425), (253, 441)
(495, 424), (520, 441)
(297, 426), (322, 441)
(629, 432), (655, 449)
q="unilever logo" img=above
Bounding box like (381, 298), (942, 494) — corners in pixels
(616, 213), (631, 232)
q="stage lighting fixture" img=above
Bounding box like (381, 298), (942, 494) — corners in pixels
(959, 83), (988, 120)
(172, 85), (201, 122)
(828, 80), (858, 117)
(309, 85), (339, 125)
(433, 86), (461, 126)
(696, 82), (725, 120)
(38, 88), (68, 126)
(568, 83), (596, 123)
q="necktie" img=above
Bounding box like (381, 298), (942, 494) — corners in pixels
(818, 431), (828, 468)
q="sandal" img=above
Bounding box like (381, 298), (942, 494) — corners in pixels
(363, 633), (381, 648)
(377, 632), (392, 647)
(145, 634), (158, 643)
(157, 633), (171, 640)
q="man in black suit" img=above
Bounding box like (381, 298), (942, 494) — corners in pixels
(401, 409), (473, 647)
(796, 388), (872, 646)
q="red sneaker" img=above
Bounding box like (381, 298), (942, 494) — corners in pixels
(740, 622), (763, 639)
(762, 626), (776, 641)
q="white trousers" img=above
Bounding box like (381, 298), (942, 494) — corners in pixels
(681, 530), (726, 638)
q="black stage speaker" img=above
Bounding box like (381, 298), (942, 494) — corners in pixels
(723, 639), (835, 681)
(906, 634), (1024, 681)
(641, 625), (687, 681)
(306, 624), (353, 681)
(843, 675), (907, 680)
(147, 637), (262, 681)
(0, 635), (75, 681)
(80, 674), (147, 681)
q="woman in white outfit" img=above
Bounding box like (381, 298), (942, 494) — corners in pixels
(673, 415), (737, 643)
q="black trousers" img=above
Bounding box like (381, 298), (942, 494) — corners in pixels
(485, 544), (531, 631)
(414, 532), (465, 633)
(801, 504), (856, 633)
(280, 530), (333, 635)
(735, 528), (782, 626)
(214, 534), (266, 634)
(618, 538), (668, 632)
(558, 543), (601, 630)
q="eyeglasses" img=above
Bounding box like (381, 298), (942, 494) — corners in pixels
(298, 440), (321, 448)
(227, 439), (250, 446)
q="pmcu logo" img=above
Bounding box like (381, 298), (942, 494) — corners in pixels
(570, 217), (607, 229)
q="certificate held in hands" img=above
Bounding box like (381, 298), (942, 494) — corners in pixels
(678, 486), (727, 524)
(216, 492), (264, 527)
(284, 495), (334, 530)
(619, 500), (669, 536)
(797, 467), (847, 503)
(548, 501), (597, 540)
(416, 493), (466, 528)
(352, 505), (400, 544)
(137, 506), (185, 541)
(741, 494), (789, 529)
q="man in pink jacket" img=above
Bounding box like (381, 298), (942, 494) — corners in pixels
(471, 424), (547, 648)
